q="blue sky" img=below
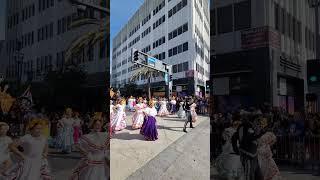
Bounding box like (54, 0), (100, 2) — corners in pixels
(110, 0), (144, 65)
(0, 0), (6, 40)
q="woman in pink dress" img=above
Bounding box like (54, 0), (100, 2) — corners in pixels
(257, 132), (282, 180)
(73, 112), (83, 144)
(132, 98), (145, 129)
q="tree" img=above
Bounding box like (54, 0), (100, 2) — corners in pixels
(130, 67), (162, 100)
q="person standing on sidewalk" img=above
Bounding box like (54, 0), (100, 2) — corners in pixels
(183, 98), (194, 133)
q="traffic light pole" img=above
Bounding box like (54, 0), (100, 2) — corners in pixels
(132, 49), (173, 99)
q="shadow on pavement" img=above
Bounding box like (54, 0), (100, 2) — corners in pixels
(157, 125), (186, 132)
(112, 132), (145, 140)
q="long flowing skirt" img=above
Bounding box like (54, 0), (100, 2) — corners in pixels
(70, 159), (108, 180)
(158, 105), (169, 116)
(258, 155), (282, 180)
(215, 153), (243, 179)
(54, 127), (74, 152)
(111, 111), (126, 131)
(177, 108), (186, 118)
(6, 157), (52, 180)
(73, 126), (82, 144)
(132, 112), (144, 129)
(191, 110), (197, 122)
(140, 116), (158, 141)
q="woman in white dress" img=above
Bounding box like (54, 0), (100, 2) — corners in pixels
(177, 101), (186, 119)
(0, 122), (13, 177)
(132, 98), (145, 129)
(170, 97), (177, 114)
(55, 108), (75, 153)
(158, 98), (169, 117)
(70, 114), (109, 180)
(215, 121), (243, 180)
(111, 99), (127, 131)
(190, 101), (198, 122)
(8, 119), (52, 180)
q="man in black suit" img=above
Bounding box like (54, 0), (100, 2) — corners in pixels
(183, 97), (194, 133)
(232, 114), (264, 180)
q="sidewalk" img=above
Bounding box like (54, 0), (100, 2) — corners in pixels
(111, 114), (210, 180)
(126, 119), (210, 180)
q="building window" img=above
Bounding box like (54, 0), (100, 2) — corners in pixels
(234, 0), (251, 31)
(274, 3), (279, 31)
(217, 5), (233, 34)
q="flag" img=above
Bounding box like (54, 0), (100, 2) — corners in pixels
(20, 85), (33, 106)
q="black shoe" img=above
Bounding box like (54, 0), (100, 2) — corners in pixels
(183, 128), (187, 133)
(190, 126), (194, 128)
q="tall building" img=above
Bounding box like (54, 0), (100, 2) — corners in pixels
(2, 0), (108, 82)
(211, 0), (317, 113)
(2, 0), (109, 109)
(111, 0), (210, 97)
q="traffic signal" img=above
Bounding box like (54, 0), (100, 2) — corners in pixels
(169, 75), (173, 81)
(133, 50), (139, 62)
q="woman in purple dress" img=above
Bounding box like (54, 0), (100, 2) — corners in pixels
(140, 101), (158, 141)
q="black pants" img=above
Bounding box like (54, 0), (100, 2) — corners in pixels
(183, 111), (193, 129)
(240, 153), (263, 180)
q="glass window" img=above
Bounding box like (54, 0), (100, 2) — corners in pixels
(169, 49), (173, 57)
(169, 9), (172, 18)
(178, 64), (182, 72)
(183, 42), (188, 51)
(178, 44), (182, 53)
(163, 37), (165, 43)
(177, 2), (182, 11)
(173, 30), (177, 38)
(173, 6), (176, 14)
(183, 0), (187, 6)
(173, 47), (177, 55)
(173, 65), (177, 73)
(169, 32), (172, 40)
(217, 5), (233, 34)
(183, 62), (188, 71)
(178, 26), (183, 35)
(183, 23), (188, 32)
(234, 0), (251, 31)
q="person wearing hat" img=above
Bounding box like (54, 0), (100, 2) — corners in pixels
(8, 119), (52, 179)
(0, 122), (13, 177)
(69, 114), (109, 180)
(140, 101), (158, 141)
(55, 108), (76, 153)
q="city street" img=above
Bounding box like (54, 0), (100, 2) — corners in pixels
(48, 149), (81, 179)
(111, 112), (210, 180)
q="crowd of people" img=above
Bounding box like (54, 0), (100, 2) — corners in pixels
(0, 107), (109, 180)
(211, 104), (320, 180)
(110, 96), (204, 140)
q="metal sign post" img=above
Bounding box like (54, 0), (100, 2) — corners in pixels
(131, 49), (172, 98)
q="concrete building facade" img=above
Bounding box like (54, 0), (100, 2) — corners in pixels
(112, 0), (210, 97)
(211, 0), (317, 113)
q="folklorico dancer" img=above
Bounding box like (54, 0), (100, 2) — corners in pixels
(157, 98), (169, 117)
(215, 121), (243, 180)
(0, 122), (13, 178)
(111, 99), (127, 131)
(232, 115), (265, 180)
(170, 97), (177, 114)
(55, 108), (75, 153)
(132, 98), (145, 129)
(70, 112), (109, 180)
(183, 98), (194, 133)
(8, 118), (52, 180)
(73, 112), (83, 144)
(140, 101), (158, 141)
(128, 96), (134, 111)
(190, 101), (198, 122)
(177, 101), (186, 119)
